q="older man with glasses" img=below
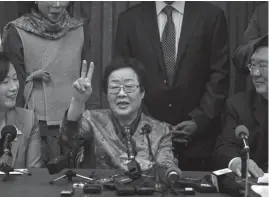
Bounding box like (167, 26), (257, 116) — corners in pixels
(214, 34), (268, 178)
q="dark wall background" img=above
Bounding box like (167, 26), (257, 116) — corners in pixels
(0, 1), (267, 108)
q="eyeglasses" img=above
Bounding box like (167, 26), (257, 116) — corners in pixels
(108, 84), (140, 94)
(247, 63), (268, 73)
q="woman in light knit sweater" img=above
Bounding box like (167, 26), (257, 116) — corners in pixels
(1, 1), (99, 165)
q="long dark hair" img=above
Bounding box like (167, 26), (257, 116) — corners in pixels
(0, 52), (11, 83)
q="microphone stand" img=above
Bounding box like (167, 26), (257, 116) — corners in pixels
(49, 169), (94, 184)
(241, 148), (250, 197)
(241, 152), (247, 179)
(49, 149), (94, 184)
(0, 147), (14, 182)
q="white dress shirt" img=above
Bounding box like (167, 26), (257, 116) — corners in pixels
(155, 1), (185, 59)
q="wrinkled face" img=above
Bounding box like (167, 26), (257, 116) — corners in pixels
(250, 47), (268, 98)
(107, 68), (144, 119)
(0, 64), (19, 110)
(37, 1), (69, 23)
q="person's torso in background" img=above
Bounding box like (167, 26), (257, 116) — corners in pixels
(16, 26), (83, 125)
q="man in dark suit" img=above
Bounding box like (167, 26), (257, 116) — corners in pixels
(215, 34), (268, 177)
(114, 2), (230, 170)
(232, 2), (268, 91)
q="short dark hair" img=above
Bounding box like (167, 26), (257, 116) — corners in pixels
(0, 52), (11, 83)
(253, 34), (268, 52)
(102, 57), (146, 94)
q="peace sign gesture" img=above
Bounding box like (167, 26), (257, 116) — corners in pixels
(72, 60), (94, 103)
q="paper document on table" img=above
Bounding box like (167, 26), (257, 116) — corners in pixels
(0, 171), (22, 175)
(251, 185), (269, 197)
(258, 173), (269, 184)
(0, 168), (29, 175)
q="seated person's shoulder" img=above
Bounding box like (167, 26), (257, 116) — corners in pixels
(226, 91), (252, 106)
(82, 109), (111, 124)
(141, 114), (170, 134)
(83, 109), (110, 117)
(15, 107), (35, 120)
(13, 107), (37, 130)
(225, 91), (253, 116)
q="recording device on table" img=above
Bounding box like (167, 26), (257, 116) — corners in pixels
(60, 188), (74, 196)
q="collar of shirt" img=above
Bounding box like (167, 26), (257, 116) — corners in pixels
(13, 125), (22, 142)
(155, 1), (185, 16)
(110, 108), (142, 139)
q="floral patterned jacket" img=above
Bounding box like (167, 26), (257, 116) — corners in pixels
(59, 109), (177, 171)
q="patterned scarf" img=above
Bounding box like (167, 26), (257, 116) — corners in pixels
(0, 9), (83, 50)
(110, 108), (142, 144)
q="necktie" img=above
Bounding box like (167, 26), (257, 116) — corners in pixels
(161, 5), (176, 86)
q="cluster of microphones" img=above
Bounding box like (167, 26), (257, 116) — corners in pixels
(47, 124), (186, 195)
(0, 123), (261, 196)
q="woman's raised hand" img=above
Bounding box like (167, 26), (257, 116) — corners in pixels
(72, 60), (94, 104)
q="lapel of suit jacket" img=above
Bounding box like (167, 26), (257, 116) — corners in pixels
(174, 2), (202, 85)
(250, 93), (268, 162)
(141, 2), (166, 75)
(252, 93), (267, 127)
(6, 108), (24, 167)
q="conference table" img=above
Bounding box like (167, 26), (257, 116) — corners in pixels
(0, 169), (232, 197)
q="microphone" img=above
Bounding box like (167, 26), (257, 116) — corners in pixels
(124, 126), (136, 160)
(0, 125), (17, 174)
(141, 124), (151, 135)
(47, 133), (81, 175)
(47, 155), (69, 175)
(165, 166), (183, 184)
(124, 126), (141, 180)
(235, 125), (250, 187)
(1, 125), (17, 151)
(141, 124), (155, 162)
(47, 130), (92, 175)
(155, 164), (182, 185)
(235, 125), (250, 152)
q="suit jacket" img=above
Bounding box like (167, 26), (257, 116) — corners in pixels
(60, 109), (177, 170)
(243, 2), (268, 43)
(214, 91), (268, 171)
(114, 2), (230, 158)
(1, 107), (43, 168)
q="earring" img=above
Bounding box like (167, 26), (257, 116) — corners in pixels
(35, 1), (37, 4)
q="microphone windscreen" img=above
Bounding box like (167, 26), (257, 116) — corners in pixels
(235, 125), (249, 139)
(156, 165), (182, 184)
(165, 166), (183, 182)
(141, 124), (151, 134)
(1, 125), (17, 141)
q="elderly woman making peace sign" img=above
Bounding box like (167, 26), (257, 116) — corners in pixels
(59, 57), (178, 174)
